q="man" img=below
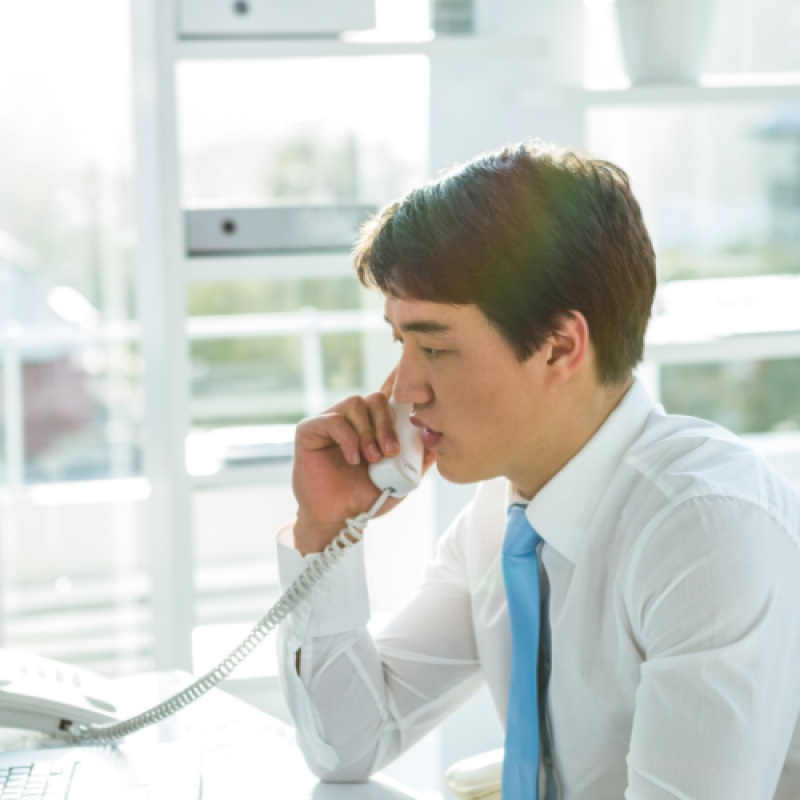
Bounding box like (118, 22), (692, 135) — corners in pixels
(276, 141), (800, 798)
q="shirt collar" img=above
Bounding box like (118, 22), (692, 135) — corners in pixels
(506, 377), (655, 563)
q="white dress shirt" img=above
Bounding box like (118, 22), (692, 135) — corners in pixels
(276, 378), (800, 798)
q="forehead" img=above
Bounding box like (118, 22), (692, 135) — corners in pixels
(383, 297), (490, 333)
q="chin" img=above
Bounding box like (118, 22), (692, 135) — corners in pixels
(436, 454), (495, 485)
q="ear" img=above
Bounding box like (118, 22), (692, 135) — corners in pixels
(543, 311), (589, 384)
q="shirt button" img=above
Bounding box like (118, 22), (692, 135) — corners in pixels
(316, 581), (330, 597)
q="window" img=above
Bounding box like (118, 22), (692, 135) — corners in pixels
(0, 0), (151, 675)
(588, 103), (800, 282)
(584, 0), (800, 444)
(187, 278), (370, 430)
(178, 56), (429, 208)
(179, 54), (430, 678)
(662, 359), (800, 433)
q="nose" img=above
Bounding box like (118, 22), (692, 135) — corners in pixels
(391, 348), (433, 407)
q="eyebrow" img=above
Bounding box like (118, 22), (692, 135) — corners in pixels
(384, 317), (452, 336)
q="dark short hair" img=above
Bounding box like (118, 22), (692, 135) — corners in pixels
(353, 140), (657, 385)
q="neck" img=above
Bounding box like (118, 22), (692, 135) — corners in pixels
(511, 375), (633, 500)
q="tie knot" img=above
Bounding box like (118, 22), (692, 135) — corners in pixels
(502, 504), (542, 556)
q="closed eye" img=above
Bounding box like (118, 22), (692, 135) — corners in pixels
(393, 337), (442, 358)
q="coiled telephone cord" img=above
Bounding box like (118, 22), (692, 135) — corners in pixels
(69, 489), (393, 744)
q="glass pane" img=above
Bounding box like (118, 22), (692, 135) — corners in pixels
(661, 358), (800, 434)
(192, 334), (305, 427)
(2, 495), (151, 676)
(192, 332), (368, 425)
(192, 482), (294, 678)
(178, 56), (429, 208)
(191, 472), (437, 677)
(0, 0), (150, 677)
(587, 104), (800, 281)
(14, 341), (143, 484)
(187, 279), (393, 441)
(0, 9), (137, 319)
(188, 277), (362, 316)
(0, 0), (141, 485)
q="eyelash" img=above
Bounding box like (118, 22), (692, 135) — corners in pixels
(392, 337), (441, 357)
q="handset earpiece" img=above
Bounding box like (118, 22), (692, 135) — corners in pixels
(368, 400), (424, 497)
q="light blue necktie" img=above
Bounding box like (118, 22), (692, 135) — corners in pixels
(502, 503), (545, 799)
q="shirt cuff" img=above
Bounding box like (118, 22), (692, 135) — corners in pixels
(276, 524), (371, 637)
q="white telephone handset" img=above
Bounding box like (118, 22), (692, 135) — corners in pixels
(2, 400), (424, 744)
(367, 401), (424, 497)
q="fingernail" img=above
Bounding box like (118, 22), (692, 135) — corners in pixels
(367, 443), (381, 459)
(350, 451), (360, 465)
(386, 437), (399, 454)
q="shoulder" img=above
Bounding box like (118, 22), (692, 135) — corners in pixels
(618, 411), (800, 635)
(623, 407), (800, 535)
(625, 492), (800, 657)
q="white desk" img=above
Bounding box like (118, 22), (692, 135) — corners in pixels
(124, 672), (421, 799)
(0, 672), (420, 800)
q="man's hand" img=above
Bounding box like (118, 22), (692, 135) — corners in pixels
(291, 369), (436, 555)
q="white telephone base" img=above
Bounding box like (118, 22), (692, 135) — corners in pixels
(0, 651), (119, 736)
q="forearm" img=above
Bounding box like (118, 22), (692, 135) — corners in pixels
(279, 616), (484, 782)
(278, 624), (393, 780)
(276, 521), (378, 776)
(275, 517), (483, 780)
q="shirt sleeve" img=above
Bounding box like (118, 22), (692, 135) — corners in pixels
(625, 494), (800, 799)
(276, 504), (484, 782)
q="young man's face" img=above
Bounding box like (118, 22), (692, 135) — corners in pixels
(384, 296), (557, 486)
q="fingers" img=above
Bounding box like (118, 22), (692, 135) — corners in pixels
(296, 414), (362, 466)
(302, 383), (402, 468)
(343, 395), (384, 463)
(380, 367), (397, 399)
(366, 392), (400, 457)
(348, 393), (401, 462)
(316, 393), (399, 464)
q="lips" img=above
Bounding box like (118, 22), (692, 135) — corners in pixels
(410, 415), (444, 450)
(421, 428), (444, 449)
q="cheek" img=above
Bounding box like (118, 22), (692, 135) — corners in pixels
(465, 377), (531, 440)
(432, 347), (525, 431)
(440, 373), (509, 440)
